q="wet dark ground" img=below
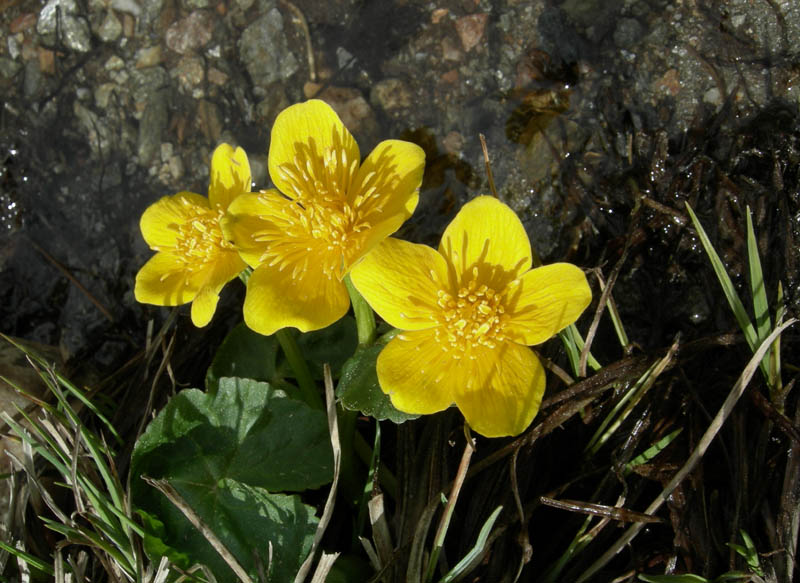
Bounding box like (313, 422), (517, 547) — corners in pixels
(1, 0), (800, 580)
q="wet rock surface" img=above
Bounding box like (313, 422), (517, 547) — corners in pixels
(0, 0), (798, 374)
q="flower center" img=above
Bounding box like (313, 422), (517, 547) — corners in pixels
(173, 205), (230, 270)
(252, 194), (373, 281)
(434, 268), (510, 358)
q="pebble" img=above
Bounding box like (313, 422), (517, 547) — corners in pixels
(97, 10), (123, 43)
(165, 11), (213, 55)
(135, 46), (162, 68)
(111, 0), (141, 16)
(105, 55), (125, 70)
(239, 9), (298, 88)
(37, 0), (92, 53)
(207, 67), (228, 86)
(94, 83), (118, 108)
(454, 13), (488, 52)
(0, 58), (22, 80)
(173, 55), (205, 92)
(371, 78), (413, 112)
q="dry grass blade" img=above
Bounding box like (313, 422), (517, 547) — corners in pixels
(143, 477), (253, 583)
(538, 497), (663, 524)
(294, 363), (341, 583)
(575, 317), (797, 582)
(309, 551), (340, 583)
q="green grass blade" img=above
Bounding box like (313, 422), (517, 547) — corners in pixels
(625, 428), (683, 472)
(746, 208), (771, 344)
(0, 541), (55, 575)
(685, 204), (759, 351)
(437, 505), (503, 583)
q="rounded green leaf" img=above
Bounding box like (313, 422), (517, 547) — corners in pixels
(206, 323), (279, 392)
(131, 378), (332, 581)
(336, 346), (420, 423)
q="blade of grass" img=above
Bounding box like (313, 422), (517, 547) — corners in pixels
(0, 541), (54, 575)
(684, 204), (759, 352)
(436, 505), (503, 583)
(745, 208), (771, 343)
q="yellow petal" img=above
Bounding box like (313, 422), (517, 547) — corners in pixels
(209, 143), (252, 209)
(134, 252), (196, 306)
(438, 196), (532, 290)
(350, 238), (446, 330)
(344, 139), (425, 268)
(222, 190), (286, 268)
(376, 329), (456, 415)
(191, 285), (220, 327)
(268, 100), (360, 201)
(243, 261), (350, 335)
(140, 192), (209, 249)
(453, 342), (545, 438)
(504, 263), (592, 345)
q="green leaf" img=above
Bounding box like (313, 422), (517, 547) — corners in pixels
(131, 378), (332, 581)
(280, 316), (359, 380)
(206, 323), (279, 392)
(336, 346), (419, 423)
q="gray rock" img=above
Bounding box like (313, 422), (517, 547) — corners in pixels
(239, 8), (298, 88)
(74, 101), (112, 157)
(37, 0), (92, 53)
(137, 89), (168, 165)
(23, 59), (42, 98)
(96, 9), (123, 42)
(0, 57), (22, 80)
(613, 17), (643, 48)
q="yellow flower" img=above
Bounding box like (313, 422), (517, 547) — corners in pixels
(222, 99), (425, 336)
(134, 143), (251, 327)
(349, 196), (592, 437)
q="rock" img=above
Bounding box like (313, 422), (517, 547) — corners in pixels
(454, 13), (488, 52)
(172, 55), (205, 92)
(111, 0), (141, 16)
(0, 58), (22, 80)
(94, 83), (118, 108)
(104, 55), (125, 70)
(135, 46), (162, 68)
(37, 0), (92, 53)
(371, 78), (413, 113)
(613, 17), (643, 48)
(238, 8), (298, 88)
(136, 89), (168, 165)
(165, 11), (213, 54)
(74, 101), (112, 156)
(96, 10), (123, 42)
(207, 67), (228, 85)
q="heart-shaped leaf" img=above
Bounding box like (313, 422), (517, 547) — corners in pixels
(131, 378), (332, 581)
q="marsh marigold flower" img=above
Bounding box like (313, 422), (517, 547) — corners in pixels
(349, 196), (592, 437)
(222, 99), (425, 335)
(134, 143), (251, 327)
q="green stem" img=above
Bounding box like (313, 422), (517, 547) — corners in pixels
(345, 275), (376, 347)
(275, 329), (323, 411)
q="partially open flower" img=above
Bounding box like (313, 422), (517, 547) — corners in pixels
(134, 143), (250, 327)
(223, 99), (425, 336)
(350, 196), (592, 437)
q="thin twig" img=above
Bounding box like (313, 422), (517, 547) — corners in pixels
(29, 239), (114, 322)
(479, 134), (498, 199)
(425, 425), (476, 582)
(143, 477), (254, 583)
(295, 364), (341, 583)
